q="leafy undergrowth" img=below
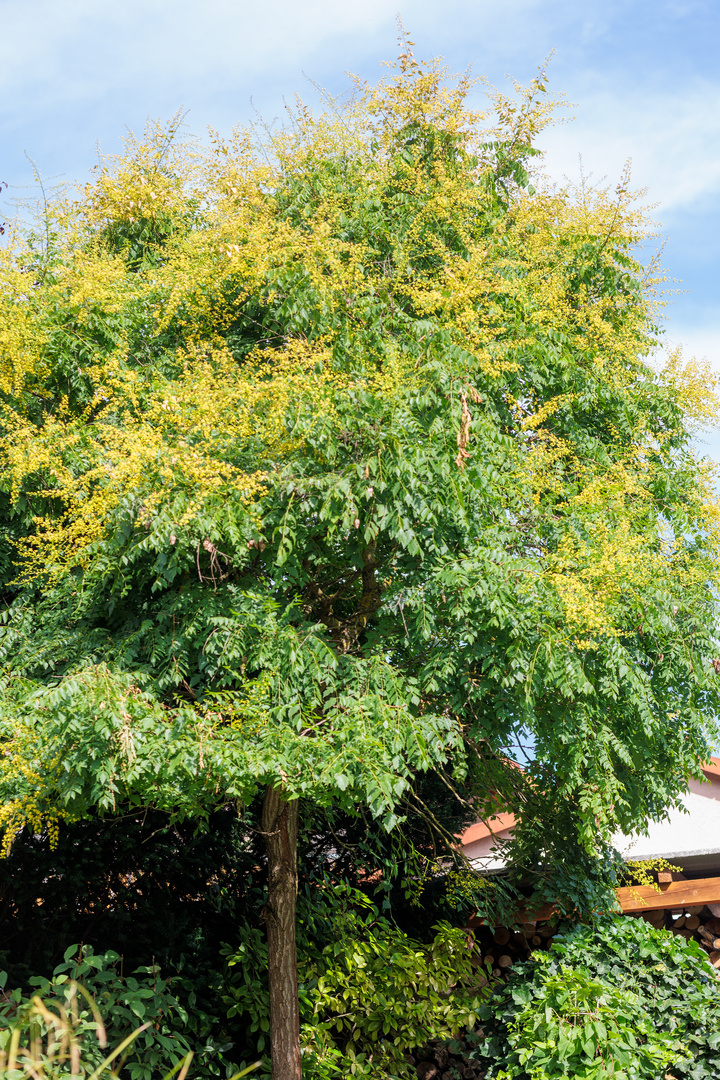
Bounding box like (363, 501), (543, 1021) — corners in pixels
(0, 981), (262, 1080)
(471, 915), (720, 1079)
(7, 912), (719, 1079)
(221, 887), (489, 1079)
(0, 887), (488, 1080)
(0, 946), (248, 1080)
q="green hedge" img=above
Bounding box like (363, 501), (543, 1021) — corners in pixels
(0, 945), (240, 1080)
(473, 915), (720, 1078)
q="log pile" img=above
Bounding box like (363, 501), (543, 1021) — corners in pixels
(634, 905), (720, 968)
(409, 921), (557, 1080)
(410, 907), (720, 1079)
(466, 919), (557, 981)
(406, 1040), (485, 1080)
(464, 906), (720, 976)
(470, 907), (720, 973)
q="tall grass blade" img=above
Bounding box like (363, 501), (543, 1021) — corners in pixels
(226, 1062), (262, 1079)
(72, 982), (108, 1048)
(85, 1021), (151, 1080)
(161, 1050), (194, 1080)
(7, 1027), (20, 1072)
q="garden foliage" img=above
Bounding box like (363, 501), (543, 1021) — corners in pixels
(0, 944), (235, 1080)
(474, 915), (720, 1078)
(0, 886), (484, 1080)
(220, 885), (485, 1077)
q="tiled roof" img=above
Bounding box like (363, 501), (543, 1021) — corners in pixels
(459, 757), (720, 862)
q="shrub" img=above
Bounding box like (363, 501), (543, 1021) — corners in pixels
(220, 887), (488, 1078)
(473, 915), (720, 1078)
(0, 985), (166, 1080)
(0, 983), (263, 1080)
(0, 945), (239, 1080)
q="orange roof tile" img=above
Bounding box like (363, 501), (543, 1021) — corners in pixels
(459, 756), (720, 849)
(459, 811), (516, 846)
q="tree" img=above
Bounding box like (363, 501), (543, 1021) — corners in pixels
(1, 40), (719, 1078)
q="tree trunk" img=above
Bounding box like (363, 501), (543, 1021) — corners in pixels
(262, 786), (301, 1080)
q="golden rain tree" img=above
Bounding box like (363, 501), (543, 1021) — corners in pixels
(1, 41), (720, 1080)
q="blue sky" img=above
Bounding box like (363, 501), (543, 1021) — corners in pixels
(2, 0), (718, 445)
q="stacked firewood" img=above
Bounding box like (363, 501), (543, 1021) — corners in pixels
(410, 910), (720, 1079)
(467, 907), (720, 974)
(407, 1040), (484, 1080)
(466, 919), (556, 981)
(635, 905), (720, 967)
(409, 922), (555, 1080)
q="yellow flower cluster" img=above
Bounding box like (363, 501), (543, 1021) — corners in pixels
(0, 48), (716, 644)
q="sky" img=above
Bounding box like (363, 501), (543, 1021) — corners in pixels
(1, 0), (718, 444)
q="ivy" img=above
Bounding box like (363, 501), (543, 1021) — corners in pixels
(474, 916), (720, 1078)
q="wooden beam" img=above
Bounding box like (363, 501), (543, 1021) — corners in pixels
(467, 876), (720, 928)
(516, 902), (555, 922)
(618, 876), (720, 913)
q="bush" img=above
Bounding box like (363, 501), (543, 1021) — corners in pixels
(473, 915), (720, 1078)
(0, 985), (164, 1080)
(0, 808), (263, 992)
(220, 886), (488, 1078)
(0, 985), (263, 1080)
(0, 945), (240, 1080)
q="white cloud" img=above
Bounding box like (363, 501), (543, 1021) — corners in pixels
(538, 81), (720, 214)
(0, 0), (396, 126)
(659, 325), (720, 369)
(0, 0), (611, 128)
(5, 0), (718, 214)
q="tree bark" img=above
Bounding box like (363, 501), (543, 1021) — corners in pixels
(262, 786), (301, 1080)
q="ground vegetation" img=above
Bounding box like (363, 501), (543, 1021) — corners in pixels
(474, 915), (720, 1077)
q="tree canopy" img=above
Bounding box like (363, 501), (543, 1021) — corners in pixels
(1, 40), (719, 1077)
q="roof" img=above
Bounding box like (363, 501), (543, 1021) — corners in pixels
(460, 811), (517, 845)
(615, 789), (720, 867)
(459, 758), (720, 872)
